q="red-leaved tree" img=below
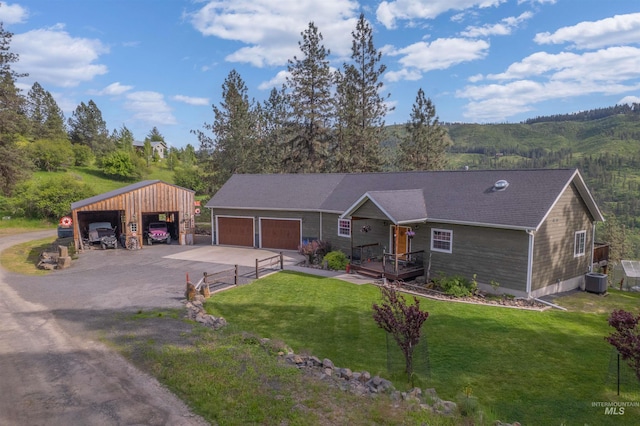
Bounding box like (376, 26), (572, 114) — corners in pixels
(605, 309), (640, 382)
(372, 284), (429, 380)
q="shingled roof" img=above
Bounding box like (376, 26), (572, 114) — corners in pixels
(206, 169), (603, 231)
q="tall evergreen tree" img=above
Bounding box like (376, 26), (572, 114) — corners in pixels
(334, 14), (388, 172)
(285, 22), (334, 173)
(0, 22), (31, 196)
(68, 100), (113, 158)
(258, 86), (291, 173)
(195, 69), (261, 190)
(397, 88), (450, 171)
(147, 126), (164, 141)
(111, 125), (135, 152)
(26, 82), (66, 140)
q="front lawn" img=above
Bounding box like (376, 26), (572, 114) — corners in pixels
(206, 271), (640, 425)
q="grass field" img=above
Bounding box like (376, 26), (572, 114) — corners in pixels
(205, 272), (640, 425)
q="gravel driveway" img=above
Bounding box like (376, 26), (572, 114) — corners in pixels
(0, 231), (266, 426)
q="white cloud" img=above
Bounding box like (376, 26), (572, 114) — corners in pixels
(386, 38), (489, 80)
(534, 13), (640, 50)
(258, 70), (289, 90)
(12, 25), (108, 87)
(458, 47), (640, 121)
(376, 0), (507, 29)
(460, 11), (532, 37)
(187, 0), (359, 67)
(619, 95), (640, 106)
(487, 47), (640, 83)
(89, 82), (133, 96)
(173, 95), (210, 106)
(385, 68), (422, 82)
(0, 2), (28, 24)
(125, 91), (177, 125)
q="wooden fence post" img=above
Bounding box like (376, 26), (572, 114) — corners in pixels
(256, 258), (259, 279)
(280, 252), (283, 270)
(234, 265), (238, 285)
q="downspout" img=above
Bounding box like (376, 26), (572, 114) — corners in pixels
(319, 212), (323, 241)
(526, 229), (535, 297)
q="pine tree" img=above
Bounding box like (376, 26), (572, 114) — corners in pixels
(26, 82), (66, 140)
(147, 126), (164, 141)
(0, 23), (31, 196)
(68, 100), (113, 158)
(285, 22), (334, 173)
(397, 88), (450, 171)
(334, 14), (388, 172)
(111, 125), (135, 152)
(195, 69), (260, 190)
(258, 86), (291, 173)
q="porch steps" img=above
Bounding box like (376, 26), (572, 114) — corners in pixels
(353, 269), (382, 279)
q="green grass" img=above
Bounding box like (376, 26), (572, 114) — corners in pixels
(0, 217), (54, 235)
(109, 310), (457, 426)
(205, 271), (640, 425)
(0, 236), (58, 275)
(33, 163), (176, 195)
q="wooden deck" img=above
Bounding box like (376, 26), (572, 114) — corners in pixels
(351, 259), (425, 281)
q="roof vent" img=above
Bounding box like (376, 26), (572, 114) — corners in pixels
(493, 179), (509, 191)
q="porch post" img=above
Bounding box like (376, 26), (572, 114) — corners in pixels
(394, 224), (399, 274)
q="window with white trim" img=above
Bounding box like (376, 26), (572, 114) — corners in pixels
(574, 230), (586, 257)
(431, 229), (453, 253)
(338, 219), (351, 237)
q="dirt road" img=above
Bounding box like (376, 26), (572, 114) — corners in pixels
(0, 231), (209, 425)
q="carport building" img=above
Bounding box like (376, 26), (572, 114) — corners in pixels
(70, 180), (195, 249)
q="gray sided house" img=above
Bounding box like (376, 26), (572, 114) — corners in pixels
(205, 169), (604, 298)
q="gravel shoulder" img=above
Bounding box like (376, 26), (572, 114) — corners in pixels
(0, 231), (210, 425)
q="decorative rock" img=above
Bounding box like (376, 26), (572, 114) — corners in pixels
(58, 245), (69, 258)
(339, 368), (353, 379)
(57, 256), (71, 269)
(322, 358), (334, 369)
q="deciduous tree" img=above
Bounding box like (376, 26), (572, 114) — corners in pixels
(606, 309), (640, 382)
(372, 284), (429, 380)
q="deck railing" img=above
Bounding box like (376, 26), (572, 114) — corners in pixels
(593, 243), (610, 264)
(382, 250), (425, 275)
(351, 243), (382, 265)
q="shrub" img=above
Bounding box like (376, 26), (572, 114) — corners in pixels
(438, 275), (477, 297)
(298, 240), (332, 264)
(323, 250), (348, 270)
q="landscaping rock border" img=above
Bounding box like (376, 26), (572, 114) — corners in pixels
(182, 292), (521, 425)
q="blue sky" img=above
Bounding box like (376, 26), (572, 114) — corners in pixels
(2, 0), (640, 149)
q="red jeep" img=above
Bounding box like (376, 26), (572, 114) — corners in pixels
(145, 222), (171, 245)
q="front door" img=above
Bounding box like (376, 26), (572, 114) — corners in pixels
(391, 225), (411, 256)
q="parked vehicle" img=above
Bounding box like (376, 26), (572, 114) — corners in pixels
(145, 222), (171, 245)
(87, 222), (118, 249)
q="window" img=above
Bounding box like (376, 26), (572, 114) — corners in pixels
(574, 230), (586, 257)
(338, 219), (351, 237)
(431, 228), (452, 253)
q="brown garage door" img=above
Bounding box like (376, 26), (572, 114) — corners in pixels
(260, 218), (301, 250)
(217, 217), (254, 247)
